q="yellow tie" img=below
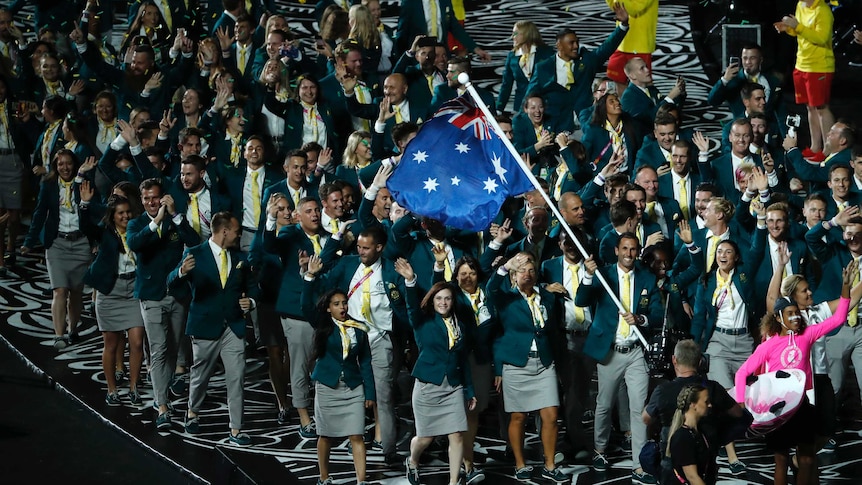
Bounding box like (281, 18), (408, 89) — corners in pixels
(706, 235), (719, 270)
(46, 80), (60, 95)
(160, 0), (173, 30)
(219, 248), (228, 288)
(645, 201), (657, 223)
(245, 0), (253, 16)
(189, 192), (201, 235)
(377, 23), (385, 33)
(310, 234), (322, 255)
(330, 218), (339, 234)
(429, 0), (439, 38)
(519, 52), (528, 70)
(619, 272), (631, 337)
(302, 102), (320, 141)
(42, 121), (60, 168)
(61, 180), (73, 210)
(100, 120), (117, 144)
(564, 60), (574, 89)
(425, 74), (435, 93)
(336, 321), (351, 359)
(120, 231), (135, 263)
(292, 188), (301, 209)
(229, 133), (242, 167)
(679, 178), (690, 220)
(238, 47), (247, 75)
(250, 171), (261, 223)
(838, 201), (846, 213)
(393, 105), (403, 123)
(526, 293), (545, 329)
(361, 266), (373, 325)
(569, 264), (585, 324)
(850, 261), (860, 327)
(437, 242), (452, 280)
(443, 316), (459, 349)
(468, 291), (481, 323)
(749, 74), (758, 84)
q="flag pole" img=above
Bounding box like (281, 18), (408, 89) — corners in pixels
(458, 73), (649, 348)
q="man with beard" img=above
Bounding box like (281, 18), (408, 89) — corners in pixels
(695, 118), (765, 205)
(634, 113), (680, 172)
(658, 142), (701, 225)
(393, 36), (445, 115)
(321, 40), (378, 138)
(222, 136), (280, 250)
(429, 56), (496, 115)
(168, 155), (231, 241)
(784, 120), (855, 187)
(70, 25), (195, 119)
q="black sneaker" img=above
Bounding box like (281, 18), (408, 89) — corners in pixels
(464, 466), (486, 484)
(405, 458), (420, 485)
(67, 332), (79, 345)
(541, 467), (568, 483)
(632, 469), (657, 485)
(228, 432), (252, 446)
(53, 336), (67, 350)
(105, 392), (121, 406)
(128, 390), (142, 406)
(185, 416), (201, 434)
(581, 409), (595, 424)
(299, 421), (318, 439)
(170, 373), (187, 397)
(156, 411), (171, 430)
(592, 451), (609, 471)
(277, 408), (288, 425)
(621, 433), (632, 453)
(514, 465), (533, 481)
(821, 438), (837, 453)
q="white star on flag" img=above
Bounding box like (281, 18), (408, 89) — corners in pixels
(413, 151), (429, 163)
(483, 177), (498, 194)
(455, 142), (470, 154)
(423, 177), (439, 192)
(490, 153), (508, 184)
(450, 176), (461, 186)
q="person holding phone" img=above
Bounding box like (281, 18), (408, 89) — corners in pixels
(708, 45), (781, 122)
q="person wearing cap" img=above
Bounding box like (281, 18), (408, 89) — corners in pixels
(735, 258), (854, 485)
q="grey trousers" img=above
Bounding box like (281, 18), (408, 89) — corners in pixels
(826, 323), (862, 397)
(705, 331), (754, 390)
(140, 296), (185, 407)
(594, 347), (648, 470)
(371, 333), (396, 455)
(280, 316), (314, 409)
(188, 329), (246, 430)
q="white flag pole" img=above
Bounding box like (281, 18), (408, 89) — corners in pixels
(458, 73), (649, 348)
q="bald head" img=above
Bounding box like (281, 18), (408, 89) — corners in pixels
(558, 192), (586, 227)
(383, 73), (408, 105)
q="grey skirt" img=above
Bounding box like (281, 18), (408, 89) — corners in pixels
(0, 153), (23, 209)
(469, 353), (492, 413)
(502, 356), (560, 412)
(314, 379), (366, 437)
(46, 237), (91, 289)
(412, 376), (468, 437)
(95, 277), (144, 332)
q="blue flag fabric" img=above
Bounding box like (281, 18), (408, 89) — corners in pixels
(387, 96), (534, 232)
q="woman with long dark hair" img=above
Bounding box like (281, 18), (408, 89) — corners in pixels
(582, 92), (638, 174)
(302, 254), (375, 485)
(82, 194), (146, 406)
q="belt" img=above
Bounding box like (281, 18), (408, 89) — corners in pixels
(526, 350), (540, 358)
(0, 148), (15, 155)
(242, 226), (258, 233)
(57, 231), (84, 241)
(614, 342), (640, 354)
(117, 272), (136, 280)
(715, 327), (748, 336)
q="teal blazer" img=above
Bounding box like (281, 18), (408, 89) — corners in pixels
(805, 222), (855, 303)
(126, 212), (201, 301)
(574, 264), (663, 362)
(523, 26), (627, 132)
(301, 278), (375, 400)
(220, 166), (282, 224)
(23, 179), (87, 250)
(785, 147), (851, 185)
(263, 224), (333, 319)
(485, 270), (563, 374)
(390, 213), (472, 291)
(166, 242), (255, 339)
(700, 153), (763, 206)
(497, 46), (555, 112)
(83, 227), (131, 295)
(581, 120), (640, 175)
(405, 284), (475, 399)
(262, 90), (340, 159)
(396, 0), (478, 54)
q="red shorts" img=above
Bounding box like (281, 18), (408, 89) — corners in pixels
(792, 69), (833, 107)
(607, 51), (652, 84)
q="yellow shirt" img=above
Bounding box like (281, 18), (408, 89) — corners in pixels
(607, 0), (658, 54)
(788, 0), (834, 73)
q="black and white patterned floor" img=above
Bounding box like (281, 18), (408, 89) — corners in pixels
(4, 1), (862, 484)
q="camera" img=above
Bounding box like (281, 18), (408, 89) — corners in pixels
(786, 114), (801, 138)
(279, 45), (300, 60)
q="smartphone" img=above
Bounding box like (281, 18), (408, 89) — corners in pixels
(729, 56), (740, 66)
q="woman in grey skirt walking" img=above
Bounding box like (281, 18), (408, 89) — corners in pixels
(396, 258), (476, 485)
(302, 255), (375, 485)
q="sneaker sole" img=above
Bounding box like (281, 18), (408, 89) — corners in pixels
(541, 474), (568, 483)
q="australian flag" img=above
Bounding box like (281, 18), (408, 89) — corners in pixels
(387, 96), (534, 232)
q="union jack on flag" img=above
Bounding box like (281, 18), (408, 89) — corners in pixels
(433, 97), (492, 140)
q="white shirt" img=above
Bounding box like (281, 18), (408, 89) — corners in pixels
(348, 259), (393, 342)
(714, 270), (747, 330)
(554, 54), (574, 88)
(614, 266), (640, 346)
(301, 102), (329, 147)
(767, 237), (793, 280)
(208, 238), (231, 274)
(321, 210), (341, 235)
(670, 171), (691, 207)
(516, 45), (537, 79)
(242, 166), (265, 230)
(261, 103), (286, 138)
(57, 179), (79, 233)
(378, 28), (394, 73)
(651, 200), (669, 237)
(117, 233), (136, 275)
(729, 153), (752, 191)
(421, 0), (443, 41)
(805, 302), (831, 375)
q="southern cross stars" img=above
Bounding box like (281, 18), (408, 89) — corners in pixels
(483, 178), (498, 194)
(413, 150), (428, 163)
(450, 176), (461, 186)
(455, 142), (470, 154)
(423, 177), (439, 192)
(490, 153), (508, 184)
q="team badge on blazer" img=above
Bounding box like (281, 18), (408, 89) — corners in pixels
(639, 289), (649, 308)
(387, 282), (401, 301)
(740, 273), (747, 283)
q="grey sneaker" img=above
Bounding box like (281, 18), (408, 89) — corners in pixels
(228, 432), (251, 446)
(53, 336), (67, 350)
(514, 465), (533, 481)
(464, 466), (485, 484)
(316, 478), (333, 485)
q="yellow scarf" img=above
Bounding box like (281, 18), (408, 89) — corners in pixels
(334, 318), (369, 359)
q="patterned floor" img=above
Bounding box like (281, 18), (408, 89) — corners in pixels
(4, 1), (862, 484)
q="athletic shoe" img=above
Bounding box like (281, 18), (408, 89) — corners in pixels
(728, 460), (746, 476)
(105, 392), (121, 406)
(228, 432), (252, 446)
(184, 416), (201, 434)
(592, 451), (609, 471)
(632, 469), (658, 484)
(541, 466), (569, 483)
(464, 466), (486, 484)
(514, 465), (533, 481)
(405, 458), (420, 485)
(156, 411), (171, 430)
(299, 420), (318, 439)
(128, 390), (142, 406)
